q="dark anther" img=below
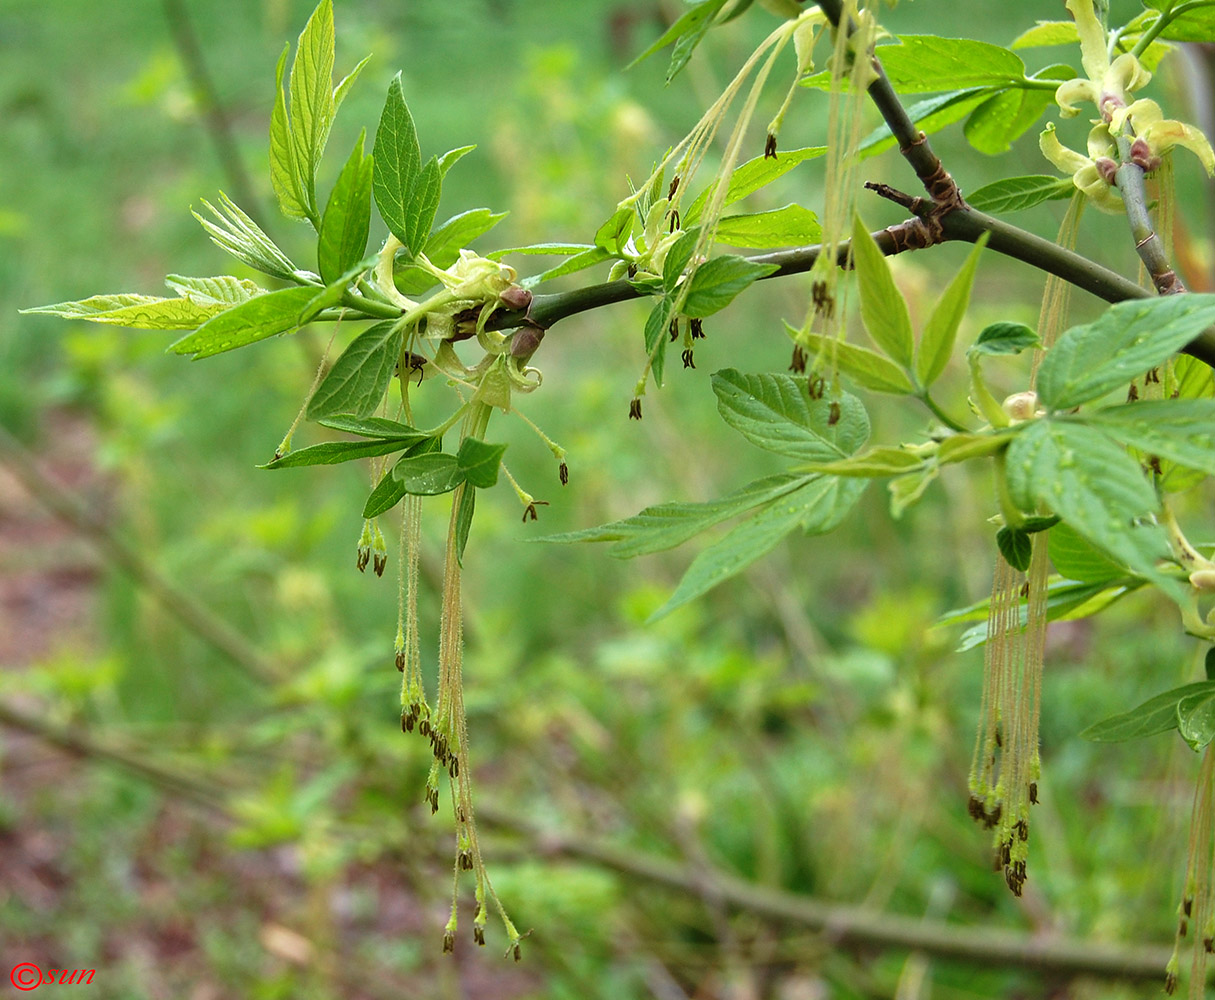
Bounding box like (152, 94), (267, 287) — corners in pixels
(668, 175), (680, 200)
(401, 714), (411, 733)
(1206, 937), (1214, 954)
(450, 758), (460, 778)
(459, 850), (473, 871)
(396, 650), (407, 672)
(1028, 782), (1038, 804)
(811, 281), (835, 318)
(827, 401), (840, 426)
(443, 931), (455, 954)
(669, 208), (681, 232)
(512, 944), (522, 962)
(1146, 367), (1160, 384)
(522, 500), (549, 522)
(629, 398), (643, 420)
(457, 806), (466, 823)
(373, 552), (387, 577)
(789, 346), (806, 374)
(450, 307), (481, 342)
(690, 318), (704, 339)
(1149, 456), (1162, 475)
(669, 316), (681, 342)
(559, 462), (569, 486)
(1020, 581), (1031, 598)
(1186, 897), (1194, 918)
(994, 727), (1002, 748)
(273, 449), (284, 462)
(682, 348), (695, 369)
(1180, 917), (1189, 937)
(764, 133), (777, 159)
(1126, 382), (1139, 402)
(627, 262), (638, 278)
(474, 926), (486, 946)
(808, 374), (825, 400)
(1016, 819), (1029, 842)
(419, 719), (431, 737)
(356, 549), (370, 573)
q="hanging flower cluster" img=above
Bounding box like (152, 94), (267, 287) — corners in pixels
(1039, 0), (1214, 210)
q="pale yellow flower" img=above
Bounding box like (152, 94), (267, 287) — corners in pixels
(1110, 98), (1215, 176)
(1053, 0), (1150, 119)
(1039, 122), (1123, 212)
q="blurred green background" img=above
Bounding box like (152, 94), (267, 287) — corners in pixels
(2, 1), (1214, 997)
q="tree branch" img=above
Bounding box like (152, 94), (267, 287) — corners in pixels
(0, 425), (277, 686)
(0, 697), (1183, 986)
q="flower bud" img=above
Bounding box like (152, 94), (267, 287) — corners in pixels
(509, 325), (545, 360)
(500, 285), (532, 312)
(1002, 391), (1039, 422)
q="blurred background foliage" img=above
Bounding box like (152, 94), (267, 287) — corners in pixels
(1, 0), (1214, 997)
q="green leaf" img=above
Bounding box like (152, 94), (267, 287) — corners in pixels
(333, 53), (370, 109)
(438, 144), (476, 178)
(316, 415), (423, 439)
(261, 436), (415, 469)
(318, 129), (373, 284)
(969, 321), (1040, 356)
(363, 471), (407, 519)
(1004, 419), (1173, 591)
(456, 437), (507, 488)
(965, 175), (1075, 213)
(21, 293), (227, 330)
(1127, 4), (1215, 42)
(1206, 647), (1215, 681)
(164, 275), (265, 305)
(684, 147), (826, 226)
(648, 476), (867, 620)
(393, 452), (465, 496)
(948, 580), (1136, 649)
(169, 286), (321, 358)
(859, 88), (996, 159)
(938, 430), (1015, 464)
(997, 526), (1033, 571)
(403, 155), (442, 259)
(454, 484), (476, 564)
(535, 472), (812, 558)
(663, 228), (701, 291)
(1179, 690), (1215, 751)
(1083, 399), (1215, 479)
(1011, 21), (1079, 48)
(395, 208), (508, 294)
(713, 204), (821, 249)
(1080, 682), (1215, 742)
(288, 0), (337, 221)
(270, 44), (307, 221)
(794, 331), (916, 394)
(867, 34), (1028, 92)
(852, 215), (914, 368)
(361, 436), (440, 518)
(489, 242), (595, 259)
(916, 237), (987, 386)
(682, 256), (778, 318)
(643, 298), (673, 388)
(594, 207), (635, 255)
(523, 247), (614, 286)
(193, 194), (299, 282)
(306, 321), (402, 421)
(1038, 295), (1215, 410)
(628, 0), (730, 82)
(964, 87), (1055, 156)
(711, 369), (869, 461)
(1048, 522), (1126, 583)
(802, 447), (925, 477)
(372, 73), (422, 249)
(665, 0), (731, 82)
